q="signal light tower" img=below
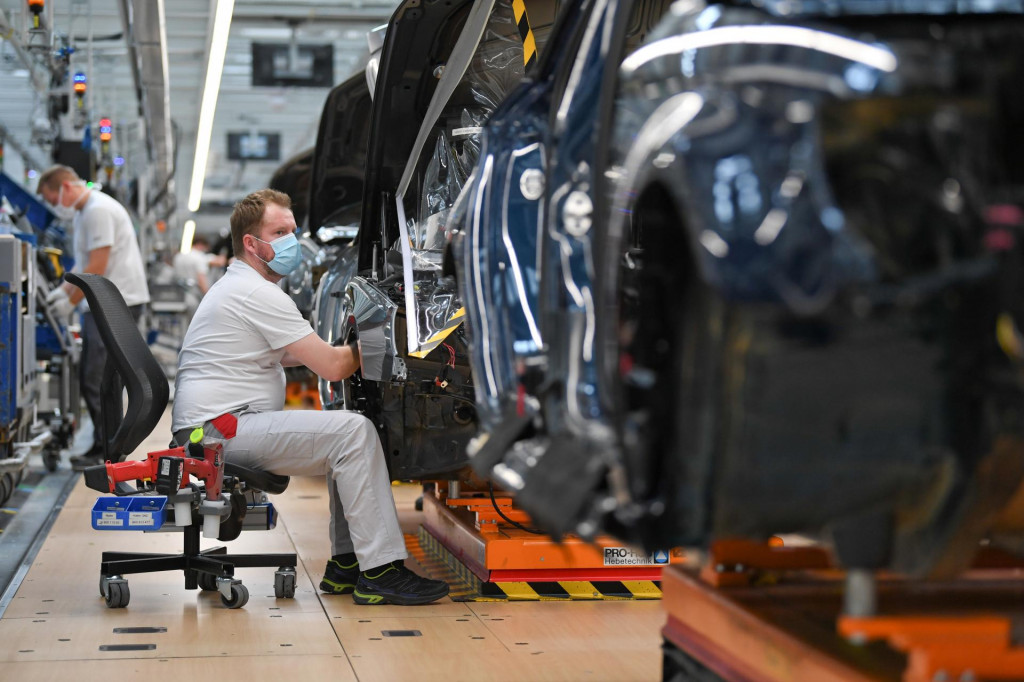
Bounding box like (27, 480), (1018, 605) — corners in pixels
(28, 0), (44, 29)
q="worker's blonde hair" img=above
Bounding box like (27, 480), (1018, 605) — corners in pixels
(230, 189), (292, 257)
(37, 165), (81, 193)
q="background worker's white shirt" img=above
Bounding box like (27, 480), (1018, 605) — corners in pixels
(73, 190), (150, 310)
(172, 249), (210, 284)
(171, 260), (314, 432)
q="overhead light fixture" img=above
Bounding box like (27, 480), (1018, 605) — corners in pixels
(187, 0), (236, 212)
(181, 219), (196, 254)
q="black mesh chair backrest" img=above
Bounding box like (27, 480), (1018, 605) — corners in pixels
(65, 273), (168, 461)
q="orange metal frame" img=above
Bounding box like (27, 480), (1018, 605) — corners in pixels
(662, 539), (1024, 681)
(838, 614), (1024, 682)
(421, 484), (678, 583)
(662, 564), (887, 682)
(698, 538), (834, 587)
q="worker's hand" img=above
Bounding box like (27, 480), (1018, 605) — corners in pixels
(45, 286), (75, 321)
(45, 285), (66, 304)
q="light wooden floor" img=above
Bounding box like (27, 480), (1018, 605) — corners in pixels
(1, 408), (665, 681)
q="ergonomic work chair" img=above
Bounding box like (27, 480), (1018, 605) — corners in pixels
(66, 272), (297, 609)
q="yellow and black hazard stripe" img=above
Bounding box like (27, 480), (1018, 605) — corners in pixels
(408, 307), (466, 358)
(482, 579), (661, 601)
(512, 0), (537, 72)
(413, 528), (662, 601)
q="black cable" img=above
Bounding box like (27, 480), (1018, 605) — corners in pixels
(488, 482), (545, 535)
(146, 120), (180, 211)
(72, 32), (123, 42)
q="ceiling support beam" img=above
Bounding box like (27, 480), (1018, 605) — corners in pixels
(117, 0), (174, 212)
(0, 121), (49, 172)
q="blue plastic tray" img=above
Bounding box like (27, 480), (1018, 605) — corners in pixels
(91, 496), (168, 530)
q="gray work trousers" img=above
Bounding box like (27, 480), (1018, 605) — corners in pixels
(207, 409), (408, 570)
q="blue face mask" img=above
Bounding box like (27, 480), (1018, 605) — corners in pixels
(253, 233), (302, 275)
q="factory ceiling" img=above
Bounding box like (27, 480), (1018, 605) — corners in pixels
(0, 0), (399, 237)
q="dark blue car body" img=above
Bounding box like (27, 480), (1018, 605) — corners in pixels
(455, 0), (1024, 576)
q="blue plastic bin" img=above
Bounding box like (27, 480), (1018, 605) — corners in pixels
(91, 496), (168, 530)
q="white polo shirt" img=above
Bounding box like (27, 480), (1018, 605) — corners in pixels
(73, 190), (150, 309)
(171, 260), (315, 431)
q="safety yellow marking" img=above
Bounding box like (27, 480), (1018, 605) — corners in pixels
(496, 582), (541, 600)
(622, 580), (662, 599)
(523, 32), (537, 64)
(408, 307), (466, 358)
(558, 581), (603, 599)
(511, 0), (537, 70)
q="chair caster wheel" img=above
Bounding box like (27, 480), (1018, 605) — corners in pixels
(103, 576), (130, 608)
(220, 582), (249, 609)
(275, 567), (296, 599)
(99, 574), (123, 598)
(198, 572), (219, 591)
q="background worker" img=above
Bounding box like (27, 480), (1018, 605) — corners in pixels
(37, 165), (150, 470)
(172, 234), (226, 321)
(171, 189), (449, 605)
(173, 234), (213, 298)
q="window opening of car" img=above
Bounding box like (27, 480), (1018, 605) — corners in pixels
(393, 0), (530, 356)
(310, 75), (372, 242)
(525, 0), (561, 53)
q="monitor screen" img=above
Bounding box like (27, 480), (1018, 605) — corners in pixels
(226, 132), (281, 161)
(252, 43), (334, 88)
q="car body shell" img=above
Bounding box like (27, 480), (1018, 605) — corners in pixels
(454, 0), (1024, 575)
(308, 0), (546, 479)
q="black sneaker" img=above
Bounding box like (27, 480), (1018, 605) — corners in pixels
(352, 561), (450, 605)
(319, 558), (360, 595)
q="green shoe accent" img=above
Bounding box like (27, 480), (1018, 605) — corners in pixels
(320, 577), (357, 594)
(363, 565), (398, 580)
(319, 559), (360, 595)
(330, 559), (358, 570)
(353, 590), (385, 604)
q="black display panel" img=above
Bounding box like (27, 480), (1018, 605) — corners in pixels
(252, 43), (334, 88)
(52, 138), (93, 180)
(226, 132), (281, 161)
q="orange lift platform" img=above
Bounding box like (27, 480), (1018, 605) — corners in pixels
(661, 539), (1024, 682)
(416, 482), (678, 601)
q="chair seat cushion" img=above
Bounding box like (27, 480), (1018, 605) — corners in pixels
(224, 462), (290, 495)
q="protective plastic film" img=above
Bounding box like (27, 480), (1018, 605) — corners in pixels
(399, 0), (528, 356)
